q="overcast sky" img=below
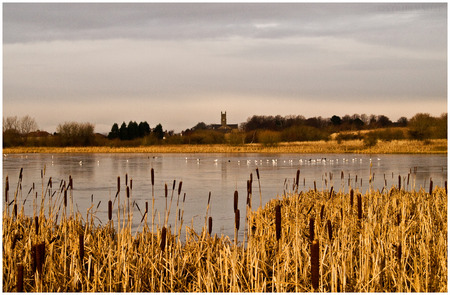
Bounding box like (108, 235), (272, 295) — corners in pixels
(3, 2), (447, 133)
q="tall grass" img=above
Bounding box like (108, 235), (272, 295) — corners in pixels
(2, 169), (447, 292)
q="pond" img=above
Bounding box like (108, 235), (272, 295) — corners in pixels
(3, 153), (447, 239)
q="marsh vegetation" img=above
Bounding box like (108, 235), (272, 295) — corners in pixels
(3, 167), (447, 292)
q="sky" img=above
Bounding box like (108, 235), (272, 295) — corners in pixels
(3, 2), (448, 134)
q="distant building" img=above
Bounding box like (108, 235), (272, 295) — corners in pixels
(211, 112), (238, 132)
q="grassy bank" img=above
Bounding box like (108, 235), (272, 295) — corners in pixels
(2, 139), (447, 154)
(3, 169), (447, 292)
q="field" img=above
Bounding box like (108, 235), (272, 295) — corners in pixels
(2, 168), (447, 292)
(2, 139), (448, 154)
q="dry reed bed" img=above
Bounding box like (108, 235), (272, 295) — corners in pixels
(2, 139), (447, 154)
(2, 172), (447, 292)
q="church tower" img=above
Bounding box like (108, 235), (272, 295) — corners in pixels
(221, 111), (227, 127)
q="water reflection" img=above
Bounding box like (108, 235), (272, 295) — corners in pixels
(3, 153), (447, 239)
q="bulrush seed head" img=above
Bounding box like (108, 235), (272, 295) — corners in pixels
(311, 240), (320, 290)
(275, 204), (281, 241)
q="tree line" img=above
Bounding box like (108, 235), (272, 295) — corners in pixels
(2, 112), (447, 147)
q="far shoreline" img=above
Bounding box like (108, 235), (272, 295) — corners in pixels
(2, 139), (447, 154)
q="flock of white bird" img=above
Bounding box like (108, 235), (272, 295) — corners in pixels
(5, 154), (381, 168)
(185, 157), (381, 166)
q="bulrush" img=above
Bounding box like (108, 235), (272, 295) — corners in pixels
(320, 205), (325, 220)
(235, 209), (240, 231)
(64, 189), (67, 208)
(398, 175), (401, 190)
(234, 190), (238, 213)
(275, 204), (281, 241)
(35, 216), (39, 235)
(151, 168), (154, 186)
(296, 169), (300, 188)
(79, 233), (84, 264)
(178, 181), (183, 196)
(160, 227), (167, 252)
(309, 217), (315, 242)
(35, 242), (45, 274)
(327, 220), (333, 241)
(429, 178), (433, 195)
(208, 216), (213, 236)
(108, 200), (112, 221)
(357, 194), (362, 220)
(311, 240), (320, 290)
(117, 176), (120, 193)
(16, 264), (24, 292)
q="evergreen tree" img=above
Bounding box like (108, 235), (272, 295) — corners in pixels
(138, 121), (151, 137)
(119, 122), (128, 140)
(128, 121), (139, 140)
(108, 123), (119, 139)
(153, 123), (164, 140)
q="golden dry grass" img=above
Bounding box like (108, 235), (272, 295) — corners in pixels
(2, 139), (447, 154)
(3, 170), (447, 292)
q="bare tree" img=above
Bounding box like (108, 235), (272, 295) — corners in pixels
(19, 115), (38, 134)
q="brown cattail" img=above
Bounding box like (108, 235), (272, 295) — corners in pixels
(250, 173), (253, 185)
(341, 171), (344, 180)
(64, 189), (67, 208)
(357, 194), (362, 220)
(117, 176), (120, 192)
(329, 186), (334, 199)
(207, 192), (211, 205)
(19, 168), (23, 181)
(311, 240), (320, 290)
(314, 181), (317, 192)
(130, 179), (133, 190)
(350, 188), (354, 207)
(320, 204), (325, 220)
(398, 175), (401, 190)
(145, 201), (148, 214)
(208, 216), (213, 235)
(235, 209), (240, 231)
(13, 203), (17, 219)
(108, 200), (112, 221)
(79, 233), (84, 263)
(256, 168), (260, 180)
(160, 227), (167, 252)
(429, 178), (433, 195)
(126, 186), (130, 198)
(327, 220), (333, 241)
(234, 190), (238, 213)
(275, 204), (281, 241)
(165, 183), (168, 198)
(309, 217), (315, 242)
(296, 169), (300, 187)
(151, 168), (154, 186)
(35, 216), (39, 235)
(36, 242), (45, 274)
(178, 181), (183, 195)
(69, 175), (73, 189)
(172, 179), (176, 191)
(16, 264), (24, 292)
(125, 173), (128, 186)
(397, 243), (402, 262)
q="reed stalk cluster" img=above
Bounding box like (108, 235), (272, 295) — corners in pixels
(2, 168), (447, 292)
